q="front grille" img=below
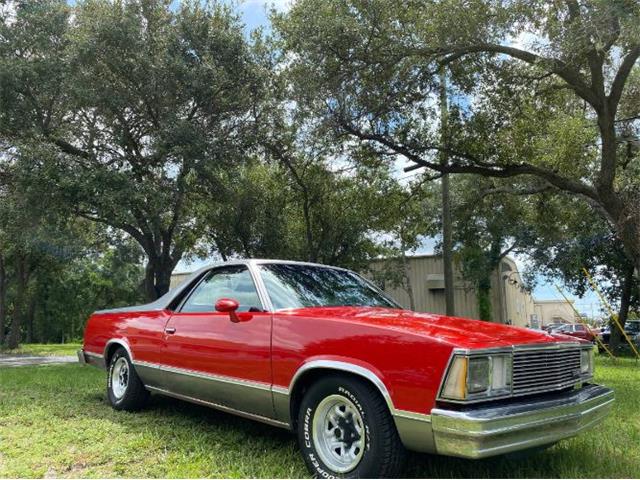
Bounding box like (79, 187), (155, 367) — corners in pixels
(512, 347), (582, 396)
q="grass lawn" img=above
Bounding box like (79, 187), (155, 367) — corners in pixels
(0, 343), (81, 357)
(0, 355), (638, 478)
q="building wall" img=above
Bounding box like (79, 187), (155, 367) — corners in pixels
(367, 255), (535, 327)
(367, 256), (481, 320)
(534, 300), (577, 326)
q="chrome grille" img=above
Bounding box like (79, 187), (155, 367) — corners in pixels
(512, 347), (582, 396)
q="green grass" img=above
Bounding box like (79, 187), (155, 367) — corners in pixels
(0, 356), (638, 478)
(0, 343), (81, 357)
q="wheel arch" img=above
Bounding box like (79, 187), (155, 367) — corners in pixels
(103, 339), (133, 367)
(287, 360), (395, 429)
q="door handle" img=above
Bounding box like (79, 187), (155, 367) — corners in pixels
(165, 327), (176, 334)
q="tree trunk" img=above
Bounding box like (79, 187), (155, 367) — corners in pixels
(610, 264), (634, 352)
(477, 276), (493, 322)
(0, 253), (6, 346)
(401, 252), (416, 311)
(144, 255), (178, 301)
(26, 294), (36, 344)
(6, 254), (29, 349)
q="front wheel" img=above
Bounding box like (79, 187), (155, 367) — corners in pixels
(107, 347), (149, 411)
(297, 375), (405, 478)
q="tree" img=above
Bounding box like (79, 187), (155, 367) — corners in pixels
(275, 0), (640, 294)
(370, 180), (437, 311)
(446, 176), (536, 321)
(524, 193), (638, 351)
(0, 0), (264, 300)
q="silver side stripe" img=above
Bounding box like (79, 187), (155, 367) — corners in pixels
(133, 360), (279, 393)
(393, 409), (432, 423)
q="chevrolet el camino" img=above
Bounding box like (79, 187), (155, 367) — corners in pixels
(79, 260), (614, 478)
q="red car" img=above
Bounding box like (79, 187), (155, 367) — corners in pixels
(79, 260), (613, 478)
(556, 323), (597, 343)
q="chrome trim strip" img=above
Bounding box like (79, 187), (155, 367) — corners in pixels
(133, 360), (272, 392)
(393, 409), (432, 423)
(431, 384), (614, 459)
(146, 385), (290, 429)
(271, 385), (289, 395)
(104, 338), (134, 362)
(288, 360), (396, 413)
(247, 261), (275, 312)
(79, 349), (106, 369)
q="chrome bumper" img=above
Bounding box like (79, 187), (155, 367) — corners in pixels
(430, 384), (614, 458)
(77, 349), (106, 369)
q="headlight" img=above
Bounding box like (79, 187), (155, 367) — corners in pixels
(580, 347), (594, 375)
(440, 354), (512, 401)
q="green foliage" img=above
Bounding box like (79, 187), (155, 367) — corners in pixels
(275, 0), (640, 296)
(0, 0), (265, 300)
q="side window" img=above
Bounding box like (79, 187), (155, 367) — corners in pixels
(180, 266), (263, 313)
(575, 325), (585, 332)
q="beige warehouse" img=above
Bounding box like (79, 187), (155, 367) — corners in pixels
(366, 255), (536, 327)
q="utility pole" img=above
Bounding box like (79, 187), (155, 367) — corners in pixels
(440, 69), (455, 316)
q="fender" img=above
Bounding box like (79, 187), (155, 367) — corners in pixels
(288, 359), (395, 413)
(272, 357), (401, 427)
(103, 338), (134, 365)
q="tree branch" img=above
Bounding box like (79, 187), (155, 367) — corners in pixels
(434, 43), (600, 108)
(337, 118), (599, 201)
(481, 184), (556, 197)
(608, 45), (640, 112)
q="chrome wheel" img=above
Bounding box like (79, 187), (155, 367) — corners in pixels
(111, 357), (129, 399)
(312, 394), (365, 473)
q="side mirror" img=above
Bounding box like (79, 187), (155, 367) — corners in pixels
(215, 298), (240, 323)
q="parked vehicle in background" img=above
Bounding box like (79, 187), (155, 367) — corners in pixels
(599, 320), (640, 352)
(546, 324), (570, 334)
(557, 324), (596, 343)
(78, 260), (614, 478)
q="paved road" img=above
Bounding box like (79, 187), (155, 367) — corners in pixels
(0, 354), (77, 367)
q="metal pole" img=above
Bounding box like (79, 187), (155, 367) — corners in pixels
(439, 69), (455, 316)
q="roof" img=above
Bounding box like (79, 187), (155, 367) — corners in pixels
(96, 259), (350, 314)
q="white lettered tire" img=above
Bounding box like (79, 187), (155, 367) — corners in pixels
(297, 375), (405, 478)
(107, 347), (149, 411)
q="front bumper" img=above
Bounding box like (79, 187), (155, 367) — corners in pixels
(430, 384), (614, 458)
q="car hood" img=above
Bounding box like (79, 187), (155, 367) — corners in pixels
(281, 306), (578, 349)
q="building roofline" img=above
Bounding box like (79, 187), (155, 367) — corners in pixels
(533, 299), (574, 304)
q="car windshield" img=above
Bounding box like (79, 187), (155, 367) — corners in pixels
(258, 263), (401, 310)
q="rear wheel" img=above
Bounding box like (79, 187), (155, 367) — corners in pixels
(297, 375), (405, 478)
(107, 347), (149, 411)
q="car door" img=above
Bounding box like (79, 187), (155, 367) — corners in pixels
(160, 265), (274, 418)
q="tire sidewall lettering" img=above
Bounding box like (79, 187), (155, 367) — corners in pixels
(301, 383), (371, 477)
